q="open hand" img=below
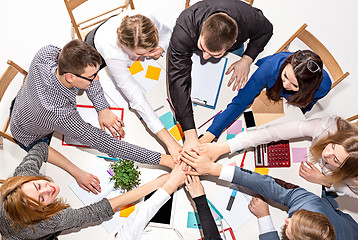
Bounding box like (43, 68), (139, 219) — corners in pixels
(180, 148), (221, 176)
(185, 175), (205, 198)
(299, 162), (328, 186)
(225, 55), (252, 91)
(98, 108), (125, 138)
(75, 169), (101, 195)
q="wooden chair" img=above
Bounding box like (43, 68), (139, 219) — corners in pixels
(276, 23), (349, 89)
(0, 60), (27, 144)
(64, 0), (135, 40)
(347, 115), (358, 126)
(185, 0), (253, 9)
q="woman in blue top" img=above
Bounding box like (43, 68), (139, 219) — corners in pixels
(201, 50), (332, 142)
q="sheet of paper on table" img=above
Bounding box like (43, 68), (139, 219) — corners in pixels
(211, 185), (254, 232)
(191, 52), (228, 109)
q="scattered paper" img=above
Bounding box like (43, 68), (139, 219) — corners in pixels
(254, 167), (269, 175)
(120, 204), (136, 217)
(169, 124), (184, 141)
(128, 60), (144, 75)
(145, 65), (161, 80)
(187, 212), (202, 229)
(159, 111), (177, 130)
(227, 120), (242, 135)
(292, 147), (308, 163)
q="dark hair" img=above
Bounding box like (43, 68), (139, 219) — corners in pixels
(201, 13), (238, 52)
(266, 50), (324, 108)
(58, 39), (102, 75)
(117, 14), (158, 50)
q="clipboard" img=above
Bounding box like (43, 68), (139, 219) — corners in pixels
(191, 52), (228, 109)
(62, 104), (124, 147)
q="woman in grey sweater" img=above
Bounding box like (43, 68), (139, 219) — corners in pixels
(0, 142), (185, 240)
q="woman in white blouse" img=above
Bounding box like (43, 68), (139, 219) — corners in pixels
(85, 11), (181, 160)
(192, 117), (358, 198)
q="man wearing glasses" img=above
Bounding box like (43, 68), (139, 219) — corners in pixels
(10, 40), (174, 194)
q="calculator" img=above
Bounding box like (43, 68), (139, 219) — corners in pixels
(254, 140), (291, 168)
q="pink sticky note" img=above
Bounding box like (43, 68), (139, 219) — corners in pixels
(227, 120), (242, 135)
(292, 148), (308, 163)
(229, 161), (238, 166)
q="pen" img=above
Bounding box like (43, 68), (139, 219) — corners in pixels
(226, 189), (237, 211)
(97, 155), (120, 161)
(206, 198), (223, 219)
(240, 151), (247, 168)
(166, 98), (175, 112)
(198, 110), (222, 129)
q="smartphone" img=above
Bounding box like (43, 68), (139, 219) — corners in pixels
(243, 110), (256, 130)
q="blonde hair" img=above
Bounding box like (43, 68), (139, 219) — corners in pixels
(0, 175), (69, 228)
(310, 117), (358, 185)
(117, 14), (158, 50)
(288, 209), (335, 240)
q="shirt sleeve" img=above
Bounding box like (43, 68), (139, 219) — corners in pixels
(114, 188), (170, 239)
(227, 117), (325, 153)
(228, 166), (319, 210)
(193, 195), (222, 240)
(167, 25), (196, 131)
(207, 60), (275, 138)
(33, 198), (114, 235)
(149, 15), (172, 52)
(55, 110), (161, 165)
(105, 58), (165, 133)
(242, 10), (273, 61)
(85, 79), (110, 112)
(258, 215), (276, 235)
(13, 142), (48, 177)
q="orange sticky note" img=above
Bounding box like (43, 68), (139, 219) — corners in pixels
(169, 124), (184, 141)
(128, 60), (144, 75)
(120, 204), (135, 217)
(254, 167), (269, 175)
(145, 65), (161, 80)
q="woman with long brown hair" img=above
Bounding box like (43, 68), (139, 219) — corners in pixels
(201, 50), (332, 143)
(0, 142), (186, 239)
(196, 116), (358, 198)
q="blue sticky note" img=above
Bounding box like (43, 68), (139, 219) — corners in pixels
(159, 112), (177, 130)
(226, 134), (236, 140)
(187, 212), (202, 229)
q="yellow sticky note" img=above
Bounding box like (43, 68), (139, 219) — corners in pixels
(145, 65), (161, 80)
(120, 204), (135, 217)
(254, 167), (269, 175)
(169, 124), (184, 141)
(128, 60), (144, 75)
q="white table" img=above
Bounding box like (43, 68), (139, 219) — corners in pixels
(50, 52), (320, 240)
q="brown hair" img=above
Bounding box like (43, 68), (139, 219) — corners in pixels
(266, 50), (324, 108)
(310, 117), (358, 185)
(58, 39), (102, 75)
(281, 209), (335, 240)
(201, 13), (238, 52)
(117, 14), (158, 50)
(0, 175), (69, 228)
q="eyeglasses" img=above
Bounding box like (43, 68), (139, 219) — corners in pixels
(64, 71), (99, 82)
(295, 50), (321, 73)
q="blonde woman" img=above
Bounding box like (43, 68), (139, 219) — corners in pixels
(84, 11), (181, 160)
(195, 116), (358, 198)
(0, 142), (186, 240)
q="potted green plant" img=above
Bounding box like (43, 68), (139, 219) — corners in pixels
(109, 160), (141, 192)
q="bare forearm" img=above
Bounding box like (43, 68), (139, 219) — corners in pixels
(109, 174), (169, 209)
(47, 146), (81, 177)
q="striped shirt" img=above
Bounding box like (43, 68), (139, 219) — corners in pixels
(10, 45), (160, 164)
